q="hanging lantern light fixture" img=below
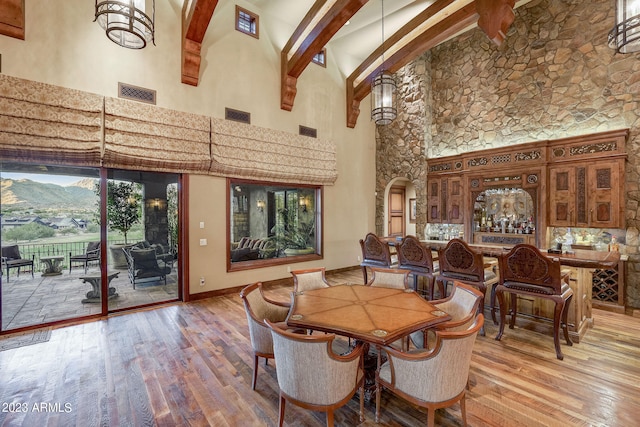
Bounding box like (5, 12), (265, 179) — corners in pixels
(371, 0), (397, 125)
(94, 0), (155, 49)
(608, 0), (640, 53)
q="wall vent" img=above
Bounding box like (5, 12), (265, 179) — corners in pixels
(225, 108), (251, 124)
(118, 82), (156, 105)
(299, 125), (317, 138)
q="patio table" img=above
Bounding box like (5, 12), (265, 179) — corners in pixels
(79, 271), (119, 303)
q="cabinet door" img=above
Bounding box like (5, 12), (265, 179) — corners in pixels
(427, 177), (442, 223)
(588, 161), (621, 228)
(548, 166), (575, 227)
(447, 177), (464, 224)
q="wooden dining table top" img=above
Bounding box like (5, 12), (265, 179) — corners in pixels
(286, 284), (451, 346)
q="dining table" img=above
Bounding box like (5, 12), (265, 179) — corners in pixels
(286, 283), (451, 419)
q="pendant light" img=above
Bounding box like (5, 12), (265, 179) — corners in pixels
(95, 0), (155, 49)
(371, 0), (397, 125)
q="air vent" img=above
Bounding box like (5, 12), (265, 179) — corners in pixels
(299, 125), (317, 138)
(225, 108), (251, 124)
(118, 82), (156, 105)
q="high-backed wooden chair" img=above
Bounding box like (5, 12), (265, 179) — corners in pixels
(376, 314), (484, 426)
(397, 235), (439, 298)
(359, 233), (397, 284)
(240, 282), (291, 390)
(266, 320), (365, 427)
(291, 267), (331, 293)
(435, 238), (498, 335)
(494, 244), (574, 360)
(366, 267), (410, 290)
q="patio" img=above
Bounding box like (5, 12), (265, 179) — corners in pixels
(1, 267), (178, 331)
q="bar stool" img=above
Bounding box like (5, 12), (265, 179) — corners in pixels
(494, 244), (573, 360)
(359, 233), (397, 284)
(435, 238), (498, 336)
(396, 235), (439, 299)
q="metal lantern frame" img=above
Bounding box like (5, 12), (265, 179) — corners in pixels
(609, 0), (640, 53)
(371, 72), (397, 125)
(95, 0), (155, 49)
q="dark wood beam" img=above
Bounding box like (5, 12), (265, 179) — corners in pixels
(0, 0), (25, 40)
(281, 0), (368, 111)
(476, 0), (515, 46)
(182, 0), (218, 86)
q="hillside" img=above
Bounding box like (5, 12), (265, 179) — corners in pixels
(1, 178), (98, 211)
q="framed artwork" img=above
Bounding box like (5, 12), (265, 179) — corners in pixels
(409, 198), (416, 223)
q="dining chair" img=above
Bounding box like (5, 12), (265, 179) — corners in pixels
(265, 320), (365, 427)
(435, 238), (498, 335)
(239, 282), (291, 390)
(494, 244), (574, 360)
(366, 267), (410, 289)
(291, 267), (331, 293)
(359, 233), (398, 284)
(375, 314), (484, 426)
(409, 281), (484, 349)
(396, 235), (440, 298)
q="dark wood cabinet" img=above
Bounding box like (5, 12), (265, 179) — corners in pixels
(426, 177), (464, 224)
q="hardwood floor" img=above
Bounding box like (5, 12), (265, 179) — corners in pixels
(0, 268), (639, 426)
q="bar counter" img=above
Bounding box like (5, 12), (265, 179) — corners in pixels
(420, 239), (625, 342)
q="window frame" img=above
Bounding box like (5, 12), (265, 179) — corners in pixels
(312, 48), (327, 67)
(235, 5), (259, 39)
(226, 178), (323, 272)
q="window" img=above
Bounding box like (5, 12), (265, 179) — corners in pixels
(228, 179), (322, 271)
(312, 49), (326, 67)
(236, 6), (259, 38)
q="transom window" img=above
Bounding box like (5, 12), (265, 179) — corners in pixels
(312, 49), (326, 67)
(236, 6), (259, 39)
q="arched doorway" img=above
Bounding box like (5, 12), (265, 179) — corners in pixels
(383, 178), (416, 237)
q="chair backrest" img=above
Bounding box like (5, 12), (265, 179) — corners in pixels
(129, 248), (159, 270)
(359, 233), (393, 267)
(434, 282), (484, 331)
(240, 283), (290, 354)
(291, 267), (330, 293)
(397, 235), (436, 274)
(1, 245), (21, 260)
(385, 315), (484, 404)
(499, 244), (563, 294)
(437, 238), (485, 282)
(86, 241), (101, 254)
(266, 320), (363, 406)
(367, 267), (409, 289)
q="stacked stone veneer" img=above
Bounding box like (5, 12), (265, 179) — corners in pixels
(376, 0), (640, 308)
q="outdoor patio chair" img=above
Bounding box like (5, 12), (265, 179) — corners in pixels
(123, 247), (171, 289)
(69, 241), (101, 274)
(1, 245), (34, 281)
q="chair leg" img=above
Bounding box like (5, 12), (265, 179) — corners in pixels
(359, 382), (364, 422)
(251, 354), (259, 390)
(562, 295), (574, 347)
(326, 409), (334, 427)
(427, 408), (436, 427)
(361, 266), (368, 284)
(375, 376), (382, 422)
(278, 394), (286, 427)
(495, 290), (506, 341)
(460, 393), (467, 427)
(552, 300), (565, 360)
(490, 285), (498, 325)
(509, 292), (518, 329)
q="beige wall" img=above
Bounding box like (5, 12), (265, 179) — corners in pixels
(0, 0), (377, 293)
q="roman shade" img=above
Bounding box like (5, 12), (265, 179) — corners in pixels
(0, 74), (102, 166)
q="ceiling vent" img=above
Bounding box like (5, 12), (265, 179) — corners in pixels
(299, 125), (317, 138)
(225, 108), (251, 124)
(118, 82), (156, 104)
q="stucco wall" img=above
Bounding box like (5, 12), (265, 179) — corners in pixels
(377, 0), (640, 307)
(0, 0), (377, 293)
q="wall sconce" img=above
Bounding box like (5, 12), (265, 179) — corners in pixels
(257, 199), (265, 213)
(153, 198), (160, 211)
(299, 197), (308, 212)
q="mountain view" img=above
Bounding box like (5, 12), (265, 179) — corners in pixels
(1, 178), (98, 212)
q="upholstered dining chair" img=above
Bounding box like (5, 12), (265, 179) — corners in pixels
(265, 320), (365, 427)
(376, 314), (484, 426)
(240, 282), (291, 390)
(359, 233), (398, 284)
(291, 267), (331, 293)
(435, 238), (498, 335)
(366, 267), (410, 289)
(409, 281), (484, 349)
(495, 244), (574, 360)
(397, 235), (439, 298)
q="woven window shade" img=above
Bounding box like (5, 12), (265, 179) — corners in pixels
(0, 75), (103, 166)
(102, 97), (211, 173)
(210, 118), (337, 185)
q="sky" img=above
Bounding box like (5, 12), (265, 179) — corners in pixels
(1, 173), (81, 186)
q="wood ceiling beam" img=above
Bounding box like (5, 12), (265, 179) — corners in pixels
(182, 0), (218, 86)
(0, 0), (25, 40)
(281, 0), (369, 111)
(346, 0), (516, 128)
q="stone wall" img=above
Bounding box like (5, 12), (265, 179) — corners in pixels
(376, 0), (640, 308)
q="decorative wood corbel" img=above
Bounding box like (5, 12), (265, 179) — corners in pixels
(182, 0), (218, 86)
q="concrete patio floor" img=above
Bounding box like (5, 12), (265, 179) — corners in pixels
(1, 267), (178, 331)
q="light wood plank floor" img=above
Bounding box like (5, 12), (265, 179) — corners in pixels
(0, 268), (639, 426)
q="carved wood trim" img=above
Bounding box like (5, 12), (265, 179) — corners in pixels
(0, 0), (24, 40)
